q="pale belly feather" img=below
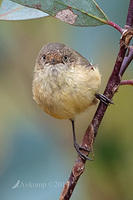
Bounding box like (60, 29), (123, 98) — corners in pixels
(32, 65), (101, 119)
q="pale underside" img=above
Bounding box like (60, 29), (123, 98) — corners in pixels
(32, 63), (101, 119)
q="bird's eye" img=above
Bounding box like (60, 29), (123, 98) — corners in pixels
(63, 55), (68, 62)
(42, 55), (46, 60)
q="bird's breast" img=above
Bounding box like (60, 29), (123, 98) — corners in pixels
(32, 65), (101, 119)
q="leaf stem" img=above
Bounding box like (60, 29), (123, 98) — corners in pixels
(107, 20), (123, 33)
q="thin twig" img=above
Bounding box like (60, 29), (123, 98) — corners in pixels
(120, 80), (133, 86)
(120, 46), (133, 76)
(59, 1), (133, 199)
(126, 0), (133, 28)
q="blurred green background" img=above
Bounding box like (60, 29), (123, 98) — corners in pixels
(0, 0), (133, 199)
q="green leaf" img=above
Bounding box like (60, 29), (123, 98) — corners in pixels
(0, 0), (48, 20)
(10, 0), (108, 26)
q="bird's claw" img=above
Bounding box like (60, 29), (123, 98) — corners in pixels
(95, 93), (113, 105)
(74, 143), (93, 161)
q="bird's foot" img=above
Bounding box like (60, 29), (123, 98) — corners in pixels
(74, 143), (93, 161)
(95, 93), (113, 105)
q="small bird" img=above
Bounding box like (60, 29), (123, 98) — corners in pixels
(32, 43), (111, 160)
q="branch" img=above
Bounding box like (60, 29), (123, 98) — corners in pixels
(60, 42), (127, 200)
(59, 1), (133, 199)
(120, 80), (133, 86)
(120, 46), (133, 76)
(126, 0), (133, 28)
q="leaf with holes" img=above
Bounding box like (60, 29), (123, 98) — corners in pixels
(10, 0), (108, 26)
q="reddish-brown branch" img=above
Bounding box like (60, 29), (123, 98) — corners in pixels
(60, 42), (127, 200)
(126, 0), (133, 28)
(120, 80), (133, 86)
(59, 1), (133, 199)
(120, 46), (133, 76)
